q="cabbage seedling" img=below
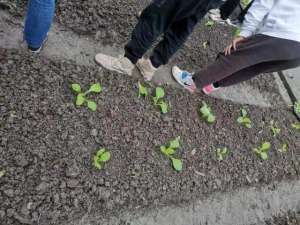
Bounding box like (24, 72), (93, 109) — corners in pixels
(138, 82), (148, 98)
(292, 123), (300, 130)
(199, 102), (216, 123)
(93, 148), (111, 170)
(278, 143), (288, 153)
(270, 120), (281, 137)
(153, 87), (169, 114)
(253, 142), (271, 160)
(160, 136), (183, 172)
(71, 83), (102, 111)
(294, 101), (300, 119)
(216, 147), (229, 161)
(205, 20), (214, 28)
(237, 109), (252, 128)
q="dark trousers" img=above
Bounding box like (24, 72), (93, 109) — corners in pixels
(125, 0), (221, 68)
(193, 35), (300, 88)
(220, 0), (254, 22)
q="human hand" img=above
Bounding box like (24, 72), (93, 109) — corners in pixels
(224, 36), (246, 55)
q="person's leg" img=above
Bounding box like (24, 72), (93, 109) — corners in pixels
(193, 35), (300, 88)
(149, 8), (207, 69)
(219, 0), (240, 20)
(216, 58), (300, 87)
(24, 0), (55, 50)
(124, 1), (179, 65)
(95, 0), (181, 76)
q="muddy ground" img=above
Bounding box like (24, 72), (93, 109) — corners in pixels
(0, 48), (299, 225)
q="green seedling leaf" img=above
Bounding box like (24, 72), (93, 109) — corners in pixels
(155, 87), (165, 99)
(207, 114), (216, 123)
(233, 27), (241, 37)
(138, 82), (148, 98)
(237, 109), (252, 128)
(261, 142), (271, 151)
(200, 102), (210, 116)
(205, 20), (214, 28)
(260, 152), (268, 160)
(241, 0), (250, 8)
(158, 101), (168, 114)
(76, 93), (85, 106)
(292, 123), (300, 130)
(93, 156), (102, 170)
(200, 102), (216, 123)
(87, 100), (97, 111)
(0, 170), (5, 178)
(100, 151), (111, 162)
(253, 142), (271, 160)
(169, 136), (180, 149)
(171, 158), (183, 172)
(161, 146), (175, 156)
(241, 109), (248, 117)
(93, 148), (111, 170)
(71, 83), (81, 93)
(88, 83), (102, 93)
(270, 120), (281, 137)
(216, 147), (229, 161)
(294, 101), (300, 120)
(278, 143), (288, 153)
(203, 41), (208, 49)
(96, 148), (106, 157)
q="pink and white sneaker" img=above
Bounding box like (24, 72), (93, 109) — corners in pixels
(202, 84), (219, 95)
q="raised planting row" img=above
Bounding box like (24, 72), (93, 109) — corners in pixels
(0, 48), (299, 225)
(70, 81), (300, 171)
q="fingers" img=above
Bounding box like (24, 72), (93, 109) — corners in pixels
(224, 43), (233, 55)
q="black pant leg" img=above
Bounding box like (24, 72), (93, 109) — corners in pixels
(124, 0), (179, 64)
(220, 0), (240, 20)
(150, 8), (206, 68)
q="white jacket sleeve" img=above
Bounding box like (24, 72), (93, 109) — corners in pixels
(240, 0), (275, 38)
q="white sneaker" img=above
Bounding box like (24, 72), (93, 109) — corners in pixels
(136, 58), (157, 81)
(95, 53), (134, 75)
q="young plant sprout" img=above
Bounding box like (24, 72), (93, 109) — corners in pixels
(153, 87), (169, 114)
(71, 83), (102, 111)
(294, 101), (300, 119)
(278, 143), (288, 153)
(291, 123), (300, 130)
(199, 102), (216, 123)
(216, 147), (229, 161)
(93, 148), (111, 170)
(270, 120), (281, 137)
(138, 82), (148, 98)
(237, 109), (252, 128)
(160, 136), (183, 172)
(205, 20), (214, 28)
(253, 142), (271, 160)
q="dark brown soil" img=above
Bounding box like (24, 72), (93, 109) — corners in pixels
(0, 48), (299, 225)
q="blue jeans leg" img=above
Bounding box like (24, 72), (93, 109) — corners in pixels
(24, 0), (55, 48)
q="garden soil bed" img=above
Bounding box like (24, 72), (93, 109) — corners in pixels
(0, 48), (299, 225)
(5, 0), (285, 107)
